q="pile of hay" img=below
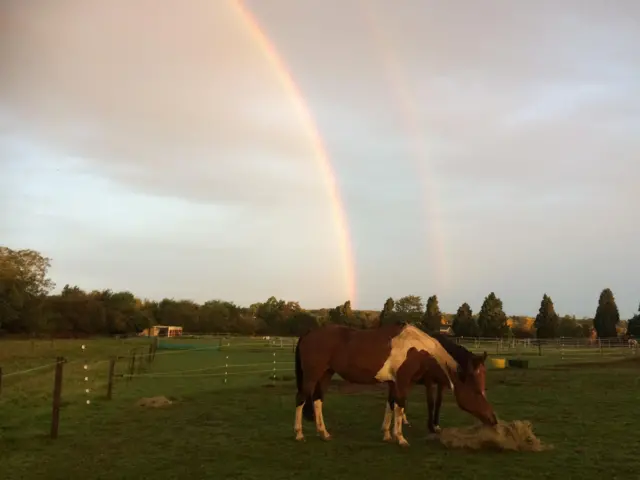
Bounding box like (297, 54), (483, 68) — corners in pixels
(136, 396), (173, 408)
(438, 420), (550, 452)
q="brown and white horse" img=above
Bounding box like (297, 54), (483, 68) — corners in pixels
(294, 322), (497, 446)
(389, 332), (489, 437)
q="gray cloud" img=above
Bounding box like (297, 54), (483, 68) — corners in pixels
(1, 0), (639, 315)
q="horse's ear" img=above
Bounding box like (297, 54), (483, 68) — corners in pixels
(471, 352), (487, 368)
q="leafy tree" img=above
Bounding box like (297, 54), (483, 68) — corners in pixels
(0, 247), (55, 333)
(287, 311), (320, 336)
(626, 303), (640, 337)
(7, 243), (635, 343)
(379, 297), (407, 326)
(0, 247), (55, 296)
(328, 300), (354, 326)
(451, 302), (478, 337)
(379, 297), (395, 323)
(394, 295), (424, 313)
(422, 295), (442, 334)
(510, 316), (535, 338)
(255, 296), (300, 334)
(593, 288), (620, 338)
(558, 315), (582, 337)
(534, 294), (560, 338)
(477, 292), (509, 337)
(200, 300), (237, 333)
(342, 300), (353, 318)
(354, 310), (379, 329)
(48, 285), (107, 334)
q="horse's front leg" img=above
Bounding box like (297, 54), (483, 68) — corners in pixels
(390, 382), (410, 447)
(381, 383), (395, 442)
(392, 395), (410, 447)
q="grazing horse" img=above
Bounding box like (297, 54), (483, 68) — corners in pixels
(387, 333), (489, 436)
(294, 322), (497, 446)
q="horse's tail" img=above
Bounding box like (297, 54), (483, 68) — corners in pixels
(295, 335), (315, 422)
(295, 337), (304, 393)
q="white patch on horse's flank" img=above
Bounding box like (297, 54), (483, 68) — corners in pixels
(374, 325), (457, 389)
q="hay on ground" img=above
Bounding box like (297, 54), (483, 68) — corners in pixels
(438, 420), (550, 452)
(136, 396), (173, 408)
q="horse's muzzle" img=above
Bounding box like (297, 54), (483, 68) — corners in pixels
(488, 412), (498, 426)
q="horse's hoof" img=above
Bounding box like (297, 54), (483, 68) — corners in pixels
(397, 438), (410, 448)
(295, 435), (305, 442)
(382, 434), (393, 443)
(320, 433), (332, 441)
(432, 425), (442, 434)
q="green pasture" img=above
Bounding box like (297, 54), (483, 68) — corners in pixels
(1, 336), (640, 480)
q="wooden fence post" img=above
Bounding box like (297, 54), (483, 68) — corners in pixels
(50, 356), (64, 439)
(107, 358), (116, 400)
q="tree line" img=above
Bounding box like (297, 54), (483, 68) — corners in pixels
(0, 246), (636, 339)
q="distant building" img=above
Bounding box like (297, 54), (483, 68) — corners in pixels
(439, 325), (453, 335)
(139, 325), (183, 337)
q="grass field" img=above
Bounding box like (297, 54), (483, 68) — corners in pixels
(1, 336), (640, 480)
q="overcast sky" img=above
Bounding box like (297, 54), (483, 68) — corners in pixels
(1, 0), (638, 317)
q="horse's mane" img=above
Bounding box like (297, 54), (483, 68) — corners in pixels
(430, 333), (475, 370)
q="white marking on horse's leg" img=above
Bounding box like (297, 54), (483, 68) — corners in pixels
(313, 399), (331, 440)
(294, 404), (304, 441)
(317, 402), (330, 439)
(393, 405), (409, 447)
(381, 402), (393, 441)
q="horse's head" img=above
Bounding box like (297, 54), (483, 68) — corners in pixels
(456, 351), (488, 396)
(453, 351), (497, 426)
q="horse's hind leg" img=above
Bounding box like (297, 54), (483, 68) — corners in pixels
(294, 390), (307, 441)
(295, 369), (326, 442)
(313, 370), (333, 440)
